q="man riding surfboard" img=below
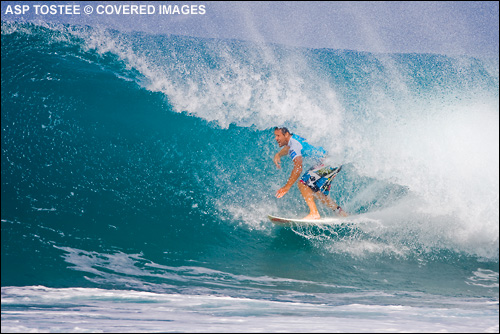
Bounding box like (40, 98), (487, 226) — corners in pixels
(273, 127), (348, 219)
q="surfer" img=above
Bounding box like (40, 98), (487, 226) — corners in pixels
(273, 127), (348, 219)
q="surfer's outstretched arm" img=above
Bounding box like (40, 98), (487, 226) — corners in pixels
(276, 156), (302, 198)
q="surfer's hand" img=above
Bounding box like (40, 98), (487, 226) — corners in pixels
(273, 154), (281, 169)
(275, 186), (290, 198)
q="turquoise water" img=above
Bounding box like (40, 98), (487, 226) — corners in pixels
(1, 21), (498, 332)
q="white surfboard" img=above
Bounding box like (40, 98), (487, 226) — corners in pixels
(268, 214), (345, 227)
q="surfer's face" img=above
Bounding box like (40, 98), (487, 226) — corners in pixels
(274, 129), (289, 147)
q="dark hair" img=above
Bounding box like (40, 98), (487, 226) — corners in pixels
(274, 127), (290, 135)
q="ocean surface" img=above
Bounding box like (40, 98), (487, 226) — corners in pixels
(1, 21), (499, 332)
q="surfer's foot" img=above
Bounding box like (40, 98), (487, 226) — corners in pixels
(303, 213), (321, 220)
(336, 207), (349, 217)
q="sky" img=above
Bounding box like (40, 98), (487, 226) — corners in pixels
(1, 1), (499, 57)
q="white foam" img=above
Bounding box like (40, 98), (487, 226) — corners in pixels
(2, 286), (498, 333)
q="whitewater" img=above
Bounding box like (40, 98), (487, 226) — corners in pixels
(1, 20), (498, 332)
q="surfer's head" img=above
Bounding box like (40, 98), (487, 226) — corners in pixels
(274, 127), (292, 147)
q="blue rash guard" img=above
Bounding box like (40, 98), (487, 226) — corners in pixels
(287, 134), (327, 163)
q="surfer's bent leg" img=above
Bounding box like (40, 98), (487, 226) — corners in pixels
(298, 181), (321, 219)
(314, 192), (348, 217)
(300, 164), (348, 218)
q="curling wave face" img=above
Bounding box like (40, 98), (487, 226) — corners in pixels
(1, 22), (498, 303)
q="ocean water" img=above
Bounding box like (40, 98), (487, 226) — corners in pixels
(1, 21), (498, 332)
